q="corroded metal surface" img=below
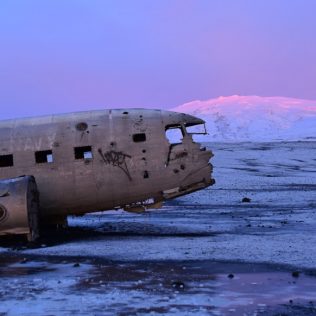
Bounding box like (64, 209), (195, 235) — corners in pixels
(0, 109), (214, 236)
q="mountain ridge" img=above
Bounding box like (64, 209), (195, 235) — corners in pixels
(172, 95), (316, 141)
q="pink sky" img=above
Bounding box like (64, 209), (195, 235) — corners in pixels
(0, 0), (316, 119)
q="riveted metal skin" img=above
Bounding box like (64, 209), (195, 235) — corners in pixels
(0, 109), (214, 237)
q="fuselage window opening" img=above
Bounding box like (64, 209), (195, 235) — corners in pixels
(74, 146), (93, 160)
(185, 122), (207, 143)
(186, 123), (207, 134)
(133, 133), (146, 143)
(165, 125), (184, 145)
(35, 150), (53, 164)
(0, 154), (14, 167)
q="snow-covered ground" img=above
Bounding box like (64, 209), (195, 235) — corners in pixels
(173, 95), (316, 141)
(0, 141), (316, 315)
(17, 141), (316, 267)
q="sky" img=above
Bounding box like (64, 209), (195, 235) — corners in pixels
(0, 0), (316, 119)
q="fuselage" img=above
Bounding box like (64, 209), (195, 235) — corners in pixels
(0, 109), (214, 222)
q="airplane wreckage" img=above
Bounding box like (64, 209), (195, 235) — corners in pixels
(0, 109), (214, 241)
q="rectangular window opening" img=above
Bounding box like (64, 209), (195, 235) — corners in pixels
(0, 154), (14, 167)
(186, 123), (207, 134)
(165, 125), (184, 145)
(74, 146), (93, 160)
(35, 150), (53, 164)
(133, 133), (146, 143)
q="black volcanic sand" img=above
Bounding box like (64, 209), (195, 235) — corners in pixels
(1, 252), (316, 315)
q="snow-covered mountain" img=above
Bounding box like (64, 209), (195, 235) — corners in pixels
(172, 95), (316, 141)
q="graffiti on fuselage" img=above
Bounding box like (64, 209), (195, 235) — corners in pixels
(98, 149), (132, 181)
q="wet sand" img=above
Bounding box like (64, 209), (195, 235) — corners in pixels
(1, 253), (316, 315)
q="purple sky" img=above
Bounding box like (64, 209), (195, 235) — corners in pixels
(1, 0), (316, 119)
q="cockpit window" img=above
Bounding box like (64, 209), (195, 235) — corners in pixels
(165, 125), (184, 144)
(186, 123), (207, 134)
(185, 123), (208, 143)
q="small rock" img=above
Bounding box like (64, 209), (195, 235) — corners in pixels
(289, 299), (293, 304)
(228, 274), (234, 279)
(73, 263), (80, 268)
(292, 271), (300, 278)
(242, 197), (251, 203)
(172, 281), (185, 290)
(20, 258), (28, 264)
